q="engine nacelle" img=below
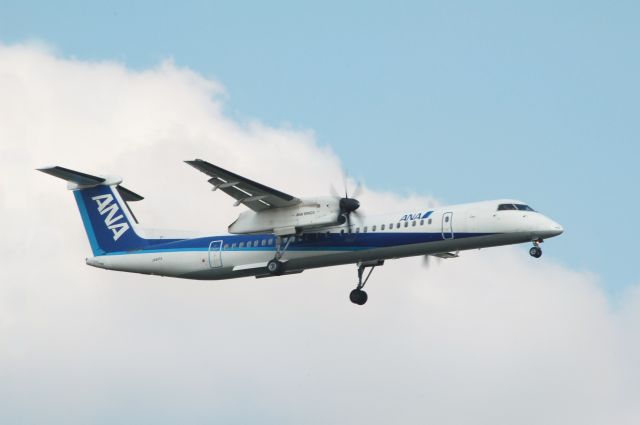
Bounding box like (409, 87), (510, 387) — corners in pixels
(228, 197), (341, 234)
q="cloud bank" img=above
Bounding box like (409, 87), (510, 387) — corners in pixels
(0, 43), (638, 424)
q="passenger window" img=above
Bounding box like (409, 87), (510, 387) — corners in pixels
(412, 221), (416, 227)
(396, 223), (401, 229)
(381, 224), (385, 230)
(268, 238), (273, 245)
(261, 240), (266, 247)
(372, 225), (377, 231)
(420, 219), (424, 226)
(254, 240), (259, 247)
(445, 217), (449, 223)
(232, 243), (237, 248)
(364, 226), (368, 233)
(224, 244), (229, 249)
(428, 218), (432, 225)
(355, 228), (360, 233)
(341, 229), (345, 235)
(239, 242), (245, 248)
(404, 222), (408, 228)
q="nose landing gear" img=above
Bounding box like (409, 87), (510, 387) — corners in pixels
(529, 239), (543, 258)
(350, 288), (368, 305)
(349, 260), (383, 305)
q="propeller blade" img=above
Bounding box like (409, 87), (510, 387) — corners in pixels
(330, 170), (363, 231)
(342, 171), (349, 198)
(422, 254), (442, 268)
(352, 181), (363, 199)
(329, 184), (340, 199)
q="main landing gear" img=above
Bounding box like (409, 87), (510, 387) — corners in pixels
(267, 259), (284, 274)
(349, 260), (383, 305)
(529, 239), (543, 258)
(267, 235), (294, 275)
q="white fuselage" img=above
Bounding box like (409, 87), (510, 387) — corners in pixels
(86, 199), (563, 280)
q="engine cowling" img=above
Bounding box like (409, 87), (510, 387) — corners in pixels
(228, 197), (342, 234)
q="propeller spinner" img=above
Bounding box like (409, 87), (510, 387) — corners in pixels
(332, 177), (363, 230)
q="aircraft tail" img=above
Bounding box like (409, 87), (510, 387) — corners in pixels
(38, 166), (149, 256)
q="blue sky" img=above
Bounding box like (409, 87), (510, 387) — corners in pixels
(2, 0), (638, 292)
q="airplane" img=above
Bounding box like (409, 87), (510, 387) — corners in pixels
(38, 159), (564, 305)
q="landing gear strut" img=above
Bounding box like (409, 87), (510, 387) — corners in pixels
(529, 239), (543, 258)
(350, 261), (383, 305)
(267, 235), (294, 275)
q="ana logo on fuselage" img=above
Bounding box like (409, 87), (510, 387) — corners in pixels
(399, 211), (433, 222)
(92, 194), (130, 241)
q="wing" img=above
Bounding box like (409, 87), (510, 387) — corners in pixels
(185, 159), (301, 211)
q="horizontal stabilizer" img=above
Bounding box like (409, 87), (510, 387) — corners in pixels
(37, 165), (105, 186)
(38, 165), (143, 201)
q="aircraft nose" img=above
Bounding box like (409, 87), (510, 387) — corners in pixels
(550, 222), (564, 236)
(542, 218), (564, 238)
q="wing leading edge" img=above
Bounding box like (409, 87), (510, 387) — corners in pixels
(185, 159), (301, 211)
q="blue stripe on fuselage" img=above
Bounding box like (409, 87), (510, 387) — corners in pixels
(99, 231), (497, 256)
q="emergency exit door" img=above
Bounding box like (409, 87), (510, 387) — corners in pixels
(442, 212), (454, 240)
(208, 240), (223, 268)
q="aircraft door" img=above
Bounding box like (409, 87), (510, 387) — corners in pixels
(442, 212), (454, 240)
(208, 240), (223, 268)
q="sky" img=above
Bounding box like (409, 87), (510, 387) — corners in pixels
(1, 1), (639, 423)
(1, 0), (637, 292)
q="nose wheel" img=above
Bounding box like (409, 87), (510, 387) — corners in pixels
(529, 239), (543, 258)
(350, 288), (368, 305)
(349, 261), (383, 305)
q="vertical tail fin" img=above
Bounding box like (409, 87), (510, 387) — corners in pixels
(38, 166), (148, 255)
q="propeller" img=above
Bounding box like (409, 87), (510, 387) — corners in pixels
(331, 173), (363, 231)
(422, 254), (442, 269)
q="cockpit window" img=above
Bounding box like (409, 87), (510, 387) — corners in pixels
(498, 203), (536, 212)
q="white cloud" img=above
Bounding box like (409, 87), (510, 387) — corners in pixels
(0, 42), (638, 424)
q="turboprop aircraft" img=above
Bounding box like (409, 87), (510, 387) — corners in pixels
(38, 159), (563, 305)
